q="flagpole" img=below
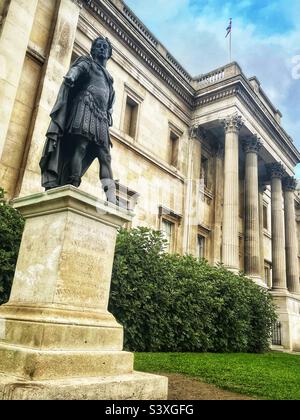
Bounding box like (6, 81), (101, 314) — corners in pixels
(230, 28), (232, 62)
(226, 18), (232, 63)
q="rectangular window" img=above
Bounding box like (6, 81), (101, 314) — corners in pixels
(264, 266), (269, 282)
(161, 219), (175, 253)
(170, 131), (179, 168)
(263, 205), (268, 230)
(197, 235), (206, 259)
(124, 96), (139, 138)
(264, 263), (272, 288)
(201, 156), (209, 188)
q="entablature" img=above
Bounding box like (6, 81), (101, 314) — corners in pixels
(194, 78), (300, 167)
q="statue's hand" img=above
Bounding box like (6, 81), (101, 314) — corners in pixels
(64, 75), (75, 88)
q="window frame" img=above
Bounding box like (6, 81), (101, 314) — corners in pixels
(159, 206), (182, 254)
(121, 84), (144, 141)
(161, 219), (175, 253)
(264, 260), (272, 288)
(168, 122), (183, 170)
(197, 224), (211, 261)
(263, 204), (268, 231)
(197, 234), (206, 260)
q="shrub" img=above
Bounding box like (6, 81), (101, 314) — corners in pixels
(0, 188), (24, 305)
(109, 228), (277, 353)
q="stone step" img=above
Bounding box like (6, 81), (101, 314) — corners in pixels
(0, 371), (168, 400)
(0, 344), (134, 381)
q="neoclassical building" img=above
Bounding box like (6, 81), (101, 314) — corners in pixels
(1, 0), (300, 350)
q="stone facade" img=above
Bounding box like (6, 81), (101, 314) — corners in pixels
(1, 0), (300, 350)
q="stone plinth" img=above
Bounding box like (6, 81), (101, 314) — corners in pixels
(0, 186), (168, 400)
(271, 290), (300, 352)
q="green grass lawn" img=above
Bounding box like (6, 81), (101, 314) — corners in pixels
(134, 352), (300, 400)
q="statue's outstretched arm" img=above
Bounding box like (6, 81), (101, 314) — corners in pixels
(63, 58), (90, 87)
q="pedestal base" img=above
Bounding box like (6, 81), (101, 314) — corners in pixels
(271, 290), (300, 351)
(0, 372), (168, 400)
(0, 187), (168, 400)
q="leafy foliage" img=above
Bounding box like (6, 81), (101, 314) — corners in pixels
(109, 228), (277, 353)
(0, 188), (24, 304)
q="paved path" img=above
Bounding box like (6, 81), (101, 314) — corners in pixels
(161, 373), (256, 400)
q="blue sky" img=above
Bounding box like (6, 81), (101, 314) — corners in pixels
(125, 0), (300, 177)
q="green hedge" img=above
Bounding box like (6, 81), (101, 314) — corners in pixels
(0, 188), (24, 305)
(109, 228), (277, 353)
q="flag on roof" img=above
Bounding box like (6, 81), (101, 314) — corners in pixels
(226, 18), (232, 38)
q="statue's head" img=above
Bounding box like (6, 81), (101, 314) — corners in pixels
(91, 36), (112, 61)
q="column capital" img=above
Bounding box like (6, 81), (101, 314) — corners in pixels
(243, 134), (263, 154)
(189, 125), (207, 141)
(267, 162), (286, 179)
(222, 113), (244, 133)
(283, 176), (297, 192)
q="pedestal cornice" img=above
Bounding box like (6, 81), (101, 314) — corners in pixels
(13, 186), (133, 227)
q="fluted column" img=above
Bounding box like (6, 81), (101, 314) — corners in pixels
(269, 163), (287, 290)
(184, 126), (203, 255)
(283, 176), (300, 294)
(221, 114), (244, 271)
(259, 185), (267, 284)
(212, 144), (224, 264)
(243, 135), (263, 280)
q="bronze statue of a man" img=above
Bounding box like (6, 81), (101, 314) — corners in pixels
(40, 36), (116, 203)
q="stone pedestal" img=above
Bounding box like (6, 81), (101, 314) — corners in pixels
(0, 186), (168, 400)
(271, 291), (300, 352)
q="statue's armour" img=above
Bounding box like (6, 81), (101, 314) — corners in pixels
(66, 60), (110, 147)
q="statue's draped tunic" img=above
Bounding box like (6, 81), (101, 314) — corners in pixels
(40, 56), (115, 189)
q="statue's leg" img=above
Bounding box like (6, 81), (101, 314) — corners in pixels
(98, 151), (117, 205)
(69, 137), (89, 187)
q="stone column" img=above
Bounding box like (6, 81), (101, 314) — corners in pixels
(269, 163), (287, 290)
(184, 126), (203, 255)
(259, 185), (267, 284)
(221, 114), (244, 271)
(243, 135), (263, 282)
(212, 143), (224, 264)
(283, 176), (300, 294)
(0, 0), (39, 160)
(19, 0), (83, 196)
